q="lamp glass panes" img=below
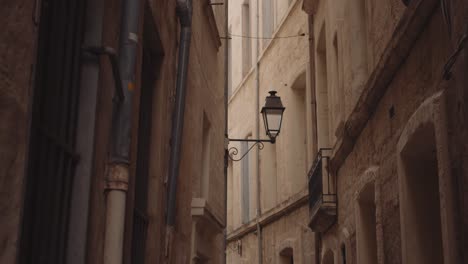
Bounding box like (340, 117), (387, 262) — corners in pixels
(261, 91), (285, 142)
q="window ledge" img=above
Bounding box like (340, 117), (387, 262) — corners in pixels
(191, 198), (225, 233)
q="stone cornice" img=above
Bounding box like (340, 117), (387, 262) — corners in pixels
(191, 198), (225, 231)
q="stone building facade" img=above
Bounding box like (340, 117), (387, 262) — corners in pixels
(227, 1), (316, 263)
(228, 0), (468, 263)
(303, 0), (468, 263)
(0, 0), (226, 264)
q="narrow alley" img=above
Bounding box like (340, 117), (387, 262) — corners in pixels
(1, 0), (468, 264)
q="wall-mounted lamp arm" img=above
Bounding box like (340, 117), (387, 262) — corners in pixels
(227, 138), (275, 162)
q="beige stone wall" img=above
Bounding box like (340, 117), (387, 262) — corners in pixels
(228, 0), (311, 229)
(227, 1), (316, 263)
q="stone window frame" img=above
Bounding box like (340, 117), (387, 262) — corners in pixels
(278, 239), (295, 264)
(338, 227), (352, 264)
(321, 247), (336, 264)
(396, 91), (458, 264)
(353, 167), (384, 264)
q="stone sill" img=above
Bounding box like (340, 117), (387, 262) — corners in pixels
(191, 198), (225, 232)
(226, 188), (308, 242)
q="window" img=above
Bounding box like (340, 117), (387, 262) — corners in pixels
(228, 25), (233, 97)
(332, 32), (344, 129)
(19, 0), (85, 262)
(399, 124), (444, 264)
(201, 113), (211, 199)
(262, 0), (274, 47)
(323, 249), (334, 264)
(241, 141), (250, 223)
(315, 23), (330, 148)
(242, 1), (252, 76)
(280, 247), (294, 264)
(290, 72), (307, 193)
(341, 244), (347, 264)
(131, 12), (163, 263)
(356, 183), (377, 264)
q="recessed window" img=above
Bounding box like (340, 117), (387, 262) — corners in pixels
(341, 244), (347, 264)
(399, 124), (444, 264)
(316, 23), (330, 148)
(242, 1), (251, 76)
(280, 247), (294, 264)
(201, 113), (211, 199)
(262, 0), (274, 47)
(356, 183), (378, 264)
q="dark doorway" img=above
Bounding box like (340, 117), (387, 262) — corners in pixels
(400, 124), (444, 264)
(19, 0), (85, 263)
(130, 7), (163, 264)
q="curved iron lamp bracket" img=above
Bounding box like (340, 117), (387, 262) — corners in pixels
(227, 138), (273, 162)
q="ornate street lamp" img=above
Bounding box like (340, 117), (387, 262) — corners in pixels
(228, 91), (285, 161)
(261, 91), (285, 143)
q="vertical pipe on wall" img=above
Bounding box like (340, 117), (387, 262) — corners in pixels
(165, 0), (192, 257)
(66, 0), (104, 263)
(308, 14), (318, 156)
(103, 0), (142, 263)
(223, 1), (229, 264)
(255, 1), (262, 263)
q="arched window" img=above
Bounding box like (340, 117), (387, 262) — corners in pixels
(399, 124), (444, 264)
(341, 243), (347, 264)
(323, 249), (334, 264)
(356, 183), (378, 264)
(280, 247), (294, 264)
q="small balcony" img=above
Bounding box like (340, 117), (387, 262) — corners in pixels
(308, 148), (337, 233)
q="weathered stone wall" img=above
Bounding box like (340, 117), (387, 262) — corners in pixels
(261, 205), (315, 263)
(0, 0), (38, 263)
(227, 205), (315, 263)
(0, 0), (225, 263)
(307, 0), (467, 262)
(227, 1), (316, 263)
(228, 0), (310, 231)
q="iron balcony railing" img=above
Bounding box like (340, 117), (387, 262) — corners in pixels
(308, 148), (337, 214)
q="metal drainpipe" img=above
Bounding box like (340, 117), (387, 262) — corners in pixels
(308, 14), (318, 155)
(165, 0), (193, 257)
(103, 0), (142, 263)
(223, 1), (229, 264)
(255, 2), (262, 263)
